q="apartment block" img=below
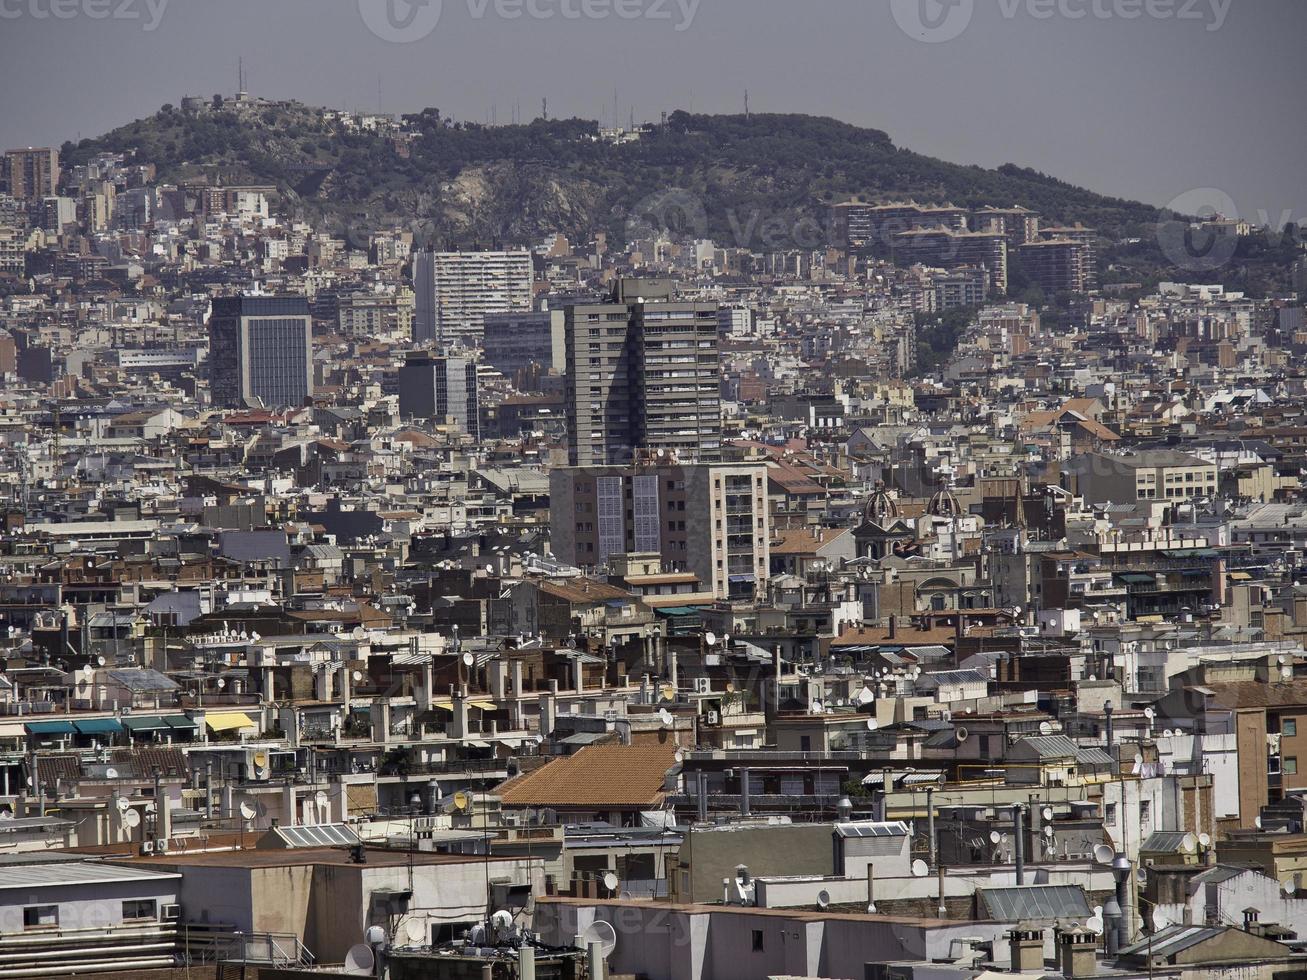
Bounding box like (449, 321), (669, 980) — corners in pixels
(550, 462), (770, 600)
(5, 147), (59, 201)
(483, 309), (566, 377)
(1017, 238), (1092, 295)
(1064, 450), (1218, 504)
(831, 201), (969, 253)
(564, 278), (721, 467)
(413, 250), (533, 346)
(397, 351), (480, 438)
(207, 295), (314, 409)
(892, 227), (1009, 294)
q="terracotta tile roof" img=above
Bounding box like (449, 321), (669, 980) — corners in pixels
(1200, 681), (1307, 710)
(832, 624), (957, 648)
(537, 579), (633, 605)
(770, 527), (851, 556)
(497, 742), (678, 808)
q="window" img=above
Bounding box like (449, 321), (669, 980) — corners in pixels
(122, 900), (157, 921)
(752, 930), (765, 952)
(1286, 757), (1299, 776)
(1104, 803), (1117, 823)
(1139, 800), (1151, 822)
(23, 906), (57, 929)
(1286, 719), (1298, 738)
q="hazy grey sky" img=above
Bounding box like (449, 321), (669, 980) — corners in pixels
(0, 0), (1302, 224)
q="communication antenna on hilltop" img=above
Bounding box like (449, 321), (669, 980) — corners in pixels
(541, 97), (548, 122)
(744, 89), (750, 120)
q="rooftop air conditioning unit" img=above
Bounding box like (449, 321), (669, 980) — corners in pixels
(693, 678), (712, 694)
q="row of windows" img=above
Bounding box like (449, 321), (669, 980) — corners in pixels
(23, 900), (157, 929)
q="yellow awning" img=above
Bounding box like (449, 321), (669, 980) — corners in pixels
(428, 699), (497, 712)
(1230, 572), (1252, 581)
(205, 711), (257, 732)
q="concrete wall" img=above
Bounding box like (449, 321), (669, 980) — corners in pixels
(534, 900), (1016, 980)
(0, 877), (179, 934)
(673, 824), (834, 903)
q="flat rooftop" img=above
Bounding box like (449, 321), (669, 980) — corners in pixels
(110, 845), (536, 870)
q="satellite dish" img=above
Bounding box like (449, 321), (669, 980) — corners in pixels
(1144, 707), (1156, 720)
(453, 791), (471, 811)
(1039, 721), (1053, 735)
(352, 670), (363, 682)
(1285, 880), (1297, 897)
(253, 751), (269, 768)
(125, 809), (141, 828)
(704, 631), (717, 647)
(116, 796), (131, 813)
(673, 749), (685, 764)
(364, 926), (387, 946)
(461, 651), (474, 668)
(1152, 909), (1170, 931)
(1255, 817), (1263, 829)
(403, 918), (426, 944)
(344, 944), (375, 975)
(1042, 806), (1054, 822)
(1086, 916), (1104, 935)
(658, 708), (673, 727)
(216, 678), (227, 689)
(602, 871), (620, 892)
(1181, 833), (1197, 854)
(955, 727), (969, 743)
(911, 859), (929, 878)
(1094, 844), (1116, 865)
(660, 683), (676, 701)
(1163, 729), (1175, 737)
(990, 831), (1002, 845)
(865, 718), (879, 731)
(315, 791), (329, 808)
(491, 910), (514, 933)
(239, 802), (256, 820)
(1044, 825), (1056, 838)
(105, 767), (119, 780)
(1198, 833), (1212, 848)
(96, 655), (106, 666)
(817, 889), (832, 908)
(582, 920), (618, 957)
(725, 682), (735, 694)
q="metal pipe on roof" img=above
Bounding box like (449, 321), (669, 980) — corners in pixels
(1013, 804), (1025, 885)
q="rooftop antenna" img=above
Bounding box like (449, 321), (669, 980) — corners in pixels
(542, 97), (548, 121)
(744, 89), (750, 119)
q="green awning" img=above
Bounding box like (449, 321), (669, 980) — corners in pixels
(163, 715), (198, 730)
(24, 721), (74, 736)
(1117, 573), (1156, 585)
(73, 718), (124, 735)
(121, 716), (170, 733)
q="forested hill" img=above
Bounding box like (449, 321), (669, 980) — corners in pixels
(64, 101), (1164, 254)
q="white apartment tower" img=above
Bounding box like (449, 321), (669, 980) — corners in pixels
(413, 250), (533, 346)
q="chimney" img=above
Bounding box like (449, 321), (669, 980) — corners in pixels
(888, 615), (898, 639)
(1057, 929), (1097, 979)
(1010, 927), (1045, 973)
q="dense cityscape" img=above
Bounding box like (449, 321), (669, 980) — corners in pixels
(0, 5), (1305, 979)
